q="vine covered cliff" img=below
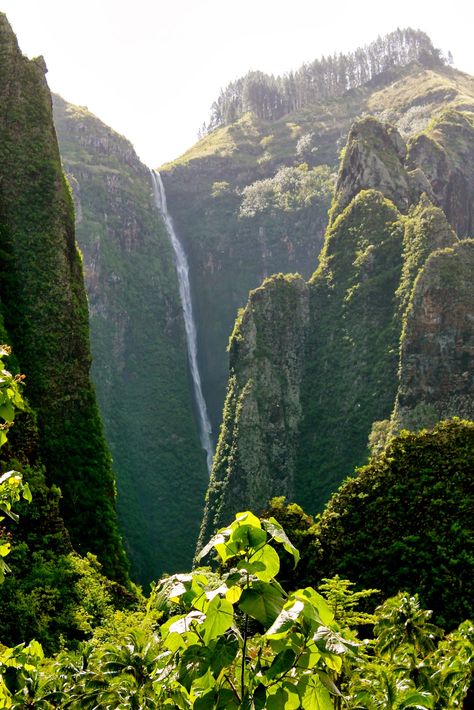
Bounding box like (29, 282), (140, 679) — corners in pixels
(200, 108), (474, 539)
(0, 14), (127, 580)
(53, 96), (208, 583)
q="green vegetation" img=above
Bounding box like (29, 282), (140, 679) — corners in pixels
(199, 273), (310, 544)
(161, 51), (474, 454)
(205, 29), (446, 130)
(203, 96), (474, 535)
(53, 95), (208, 584)
(0, 14), (127, 581)
(0, 508), (472, 707)
(0, 343), (472, 706)
(271, 420), (474, 631)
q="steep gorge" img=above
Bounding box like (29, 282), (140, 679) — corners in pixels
(53, 97), (208, 582)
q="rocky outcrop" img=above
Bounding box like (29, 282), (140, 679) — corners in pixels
(53, 96), (208, 583)
(393, 240), (474, 430)
(407, 110), (474, 237)
(199, 274), (309, 544)
(396, 195), (458, 315)
(0, 14), (127, 580)
(199, 110), (474, 540)
(331, 118), (411, 218)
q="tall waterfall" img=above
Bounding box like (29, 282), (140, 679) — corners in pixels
(151, 170), (214, 472)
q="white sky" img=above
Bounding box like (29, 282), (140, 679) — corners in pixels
(1, 0), (473, 167)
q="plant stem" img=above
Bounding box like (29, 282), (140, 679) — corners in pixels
(241, 612), (249, 702)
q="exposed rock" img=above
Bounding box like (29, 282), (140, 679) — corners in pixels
(393, 240), (474, 430)
(331, 117), (411, 219)
(407, 110), (474, 237)
(198, 274), (309, 546)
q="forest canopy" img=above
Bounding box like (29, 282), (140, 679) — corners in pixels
(204, 29), (449, 131)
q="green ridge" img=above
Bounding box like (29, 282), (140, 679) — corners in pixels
(0, 14), (127, 581)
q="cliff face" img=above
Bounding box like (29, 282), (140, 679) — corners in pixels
(161, 63), (474, 438)
(200, 109), (474, 540)
(407, 110), (474, 237)
(393, 240), (474, 430)
(0, 15), (126, 580)
(53, 96), (208, 583)
(199, 274), (309, 543)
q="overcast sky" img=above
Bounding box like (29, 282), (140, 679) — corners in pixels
(1, 0), (473, 167)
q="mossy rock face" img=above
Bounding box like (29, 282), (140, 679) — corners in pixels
(161, 64), (474, 442)
(330, 117), (410, 219)
(296, 189), (405, 508)
(201, 109), (474, 538)
(198, 274), (310, 547)
(396, 195), (458, 316)
(53, 96), (208, 584)
(407, 109), (474, 237)
(393, 240), (474, 430)
(0, 14), (127, 581)
(313, 419), (474, 629)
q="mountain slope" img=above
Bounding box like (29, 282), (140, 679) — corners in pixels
(0, 14), (126, 580)
(160, 59), (474, 438)
(199, 108), (474, 542)
(53, 96), (209, 583)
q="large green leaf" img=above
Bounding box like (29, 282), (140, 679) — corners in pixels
(262, 518), (300, 566)
(210, 633), (239, 676)
(177, 645), (212, 691)
(246, 544), (280, 582)
(197, 531), (232, 563)
(239, 582), (285, 626)
(0, 399), (14, 423)
(293, 588), (334, 626)
(265, 600), (305, 639)
(266, 682), (300, 709)
(313, 626), (359, 655)
(264, 648), (296, 681)
(231, 524), (267, 551)
(165, 611), (206, 635)
(298, 676), (333, 710)
(193, 690), (218, 710)
(202, 596), (234, 642)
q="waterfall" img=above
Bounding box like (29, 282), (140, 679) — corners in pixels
(151, 170), (214, 472)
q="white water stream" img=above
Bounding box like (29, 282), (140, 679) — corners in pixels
(151, 170), (214, 472)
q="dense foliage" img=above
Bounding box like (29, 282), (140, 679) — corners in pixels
(0, 509), (472, 708)
(206, 29), (446, 130)
(268, 419), (474, 632)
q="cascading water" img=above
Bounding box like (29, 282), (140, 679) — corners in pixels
(151, 170), (214, 472)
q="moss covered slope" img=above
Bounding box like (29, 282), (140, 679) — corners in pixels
(53, 96), (208, 583)
(0, 14), (127, 581)
(160, 62), (474, 439)
(200, 112), (474, 540)
(314, 419), (474, 629)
